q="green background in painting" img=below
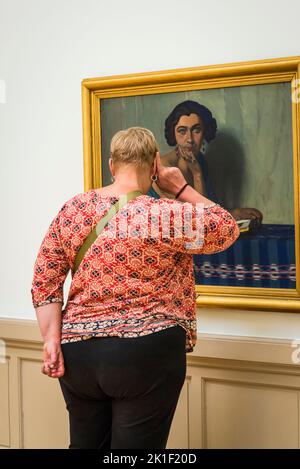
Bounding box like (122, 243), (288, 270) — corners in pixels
(100, 82), (294, 225)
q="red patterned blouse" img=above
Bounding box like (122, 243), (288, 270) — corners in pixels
(31, 190), (239, 352)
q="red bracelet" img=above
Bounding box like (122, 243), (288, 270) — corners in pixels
(175, 183), (189, 199)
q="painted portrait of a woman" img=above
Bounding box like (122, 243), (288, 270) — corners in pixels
(148, 100), (263, 230)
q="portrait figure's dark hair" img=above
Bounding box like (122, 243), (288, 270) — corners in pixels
(164, 100), (217, 146)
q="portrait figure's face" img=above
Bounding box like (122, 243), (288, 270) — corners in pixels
(174, 113), (204, 158)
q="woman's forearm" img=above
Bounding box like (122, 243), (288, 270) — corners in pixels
(35, 302), (62, 343)
(177, 183), (216, 206)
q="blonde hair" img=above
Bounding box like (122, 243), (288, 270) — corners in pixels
(110, 127), (158, 169)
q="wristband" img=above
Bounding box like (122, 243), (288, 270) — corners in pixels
(175, 183), (189, 199)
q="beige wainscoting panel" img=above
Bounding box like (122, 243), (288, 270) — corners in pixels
(20, 356), (68, 449)
(187, 359), (300, 449)
(1, 318), (300, 449)
(204, 379), (299, 448)
(0, 360), (10, 447)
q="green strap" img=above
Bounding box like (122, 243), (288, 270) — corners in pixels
(72, 190), (142, 276)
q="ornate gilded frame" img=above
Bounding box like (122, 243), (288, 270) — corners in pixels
(81, 56), (300, 313)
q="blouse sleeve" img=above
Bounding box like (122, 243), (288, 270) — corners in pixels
(157, 201), (240, 255)
(31, 205), (71, 308)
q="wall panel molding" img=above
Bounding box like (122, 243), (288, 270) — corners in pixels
(1, 318), (300, 449)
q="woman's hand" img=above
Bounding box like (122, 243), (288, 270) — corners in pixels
(154, 152), (187, 196)
(41, 338), (65, 378)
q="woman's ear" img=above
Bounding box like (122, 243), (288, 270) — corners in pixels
(109, 157), (114, 176)
(152, 153), (158, 176)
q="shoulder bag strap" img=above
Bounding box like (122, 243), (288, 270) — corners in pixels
(72, 190), (143, 276)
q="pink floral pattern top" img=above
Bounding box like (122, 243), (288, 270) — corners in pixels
(31, 190), (239, 352)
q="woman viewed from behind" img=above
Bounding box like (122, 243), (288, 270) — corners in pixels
(31, 127), (239, 449)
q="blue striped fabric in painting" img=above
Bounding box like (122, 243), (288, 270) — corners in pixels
(193, 224), (296, 289)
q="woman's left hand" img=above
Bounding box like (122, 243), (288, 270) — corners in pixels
(41, 339), (65, 378)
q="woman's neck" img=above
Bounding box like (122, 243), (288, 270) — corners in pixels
(96, 182), (146, 196)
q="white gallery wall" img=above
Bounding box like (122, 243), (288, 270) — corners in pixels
(0, 0), (300, 340)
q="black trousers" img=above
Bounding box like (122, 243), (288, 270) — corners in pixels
(58, 325), (187, 449)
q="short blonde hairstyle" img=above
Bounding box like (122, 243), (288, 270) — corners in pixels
(110, 127), (158, 169)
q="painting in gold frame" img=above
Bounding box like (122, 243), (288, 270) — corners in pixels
(81, 56), (300, 313)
